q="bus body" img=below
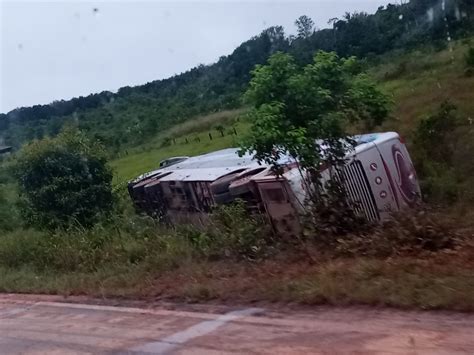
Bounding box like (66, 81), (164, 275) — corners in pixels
(128, 132), (421, 235)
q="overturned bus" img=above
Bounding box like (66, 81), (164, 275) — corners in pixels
(128, 132), (421, 235)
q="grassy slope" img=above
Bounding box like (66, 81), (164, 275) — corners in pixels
(374, 37), (474, 138)
(112, 37), (474, 185)
(111, 109), (249, 183)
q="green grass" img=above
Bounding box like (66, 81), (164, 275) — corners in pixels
(0, 265), (150, 297)
(111, 110), (251, 183)
(372, 37), (474, 138)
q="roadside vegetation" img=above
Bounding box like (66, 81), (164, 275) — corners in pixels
(1, 3), (474, 310)
(2, 44), (474, 310)
(0, 204), (472, 310)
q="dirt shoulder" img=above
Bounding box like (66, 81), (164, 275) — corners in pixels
(2, 295), (474, 354)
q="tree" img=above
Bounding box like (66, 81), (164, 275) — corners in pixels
(241, 51), (390, 234)
(241, 50), (390, 173)
(14, 128), (114, 230)
(295, 15), (315, 38)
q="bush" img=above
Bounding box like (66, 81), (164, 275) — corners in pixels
(0, 213), (195, 273)
(302, 178), (370, 243)
(0, 184), (21, 232)
(411, 101), (473, 203)
(0, 229), (44, 268)
(332, 208), (459, 257)
(465, 47), (474, 68)
(465, 67), (474, 78)
(14, 128), (115, 230)
(178, 200), (273, 260)
(208, 200), (272, 259)
(414, 101), (459, 164)
(160, 137), (172, 147)
(0, 188), (12, 230)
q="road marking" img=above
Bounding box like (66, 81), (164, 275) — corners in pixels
(33, 301), (228, 321)
(129, 307), (262, 354)
(0, 303), (38, 318)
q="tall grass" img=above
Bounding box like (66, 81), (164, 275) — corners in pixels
(0, 202), (270, 273)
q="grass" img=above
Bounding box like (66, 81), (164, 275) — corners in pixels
(111, 109), (250, 183)
(0, 205), (473, 311)
(0, 265), (149, 297)
(372, 37), (474, 138)
(277, 258), (474, 310)
(1, 254), (473, 311)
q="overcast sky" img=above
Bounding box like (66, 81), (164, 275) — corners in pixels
(1, 0), (387, 113)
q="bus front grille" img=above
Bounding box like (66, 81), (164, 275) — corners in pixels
(335, 160), (380, 222)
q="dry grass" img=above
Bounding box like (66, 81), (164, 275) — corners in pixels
(1, 239), (473, 311)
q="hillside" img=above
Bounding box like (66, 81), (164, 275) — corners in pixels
(1, 0), (472, 151)
(111, 37), (474, 183)
(374, 39), (474, 137)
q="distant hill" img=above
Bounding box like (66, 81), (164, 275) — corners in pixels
(1, 0), (472, 151)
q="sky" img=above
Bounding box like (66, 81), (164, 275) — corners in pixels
(0, 0), (387, 113)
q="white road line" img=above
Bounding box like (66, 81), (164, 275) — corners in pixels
(0, 303), (38, 318)
(129, 307), (263, 354)
(33, 301), (223, 321)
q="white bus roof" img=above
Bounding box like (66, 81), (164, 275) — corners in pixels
(133, 132), (400, 184)
(157, 148), (295, 182)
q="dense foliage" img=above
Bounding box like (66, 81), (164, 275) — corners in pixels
(14, 129), (114, 230)
(1, 0), (472, 151)
(241, 51), (389, 171)
(413, 101), (474, 203)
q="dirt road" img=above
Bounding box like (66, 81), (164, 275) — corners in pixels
(0, 294), (473, 354)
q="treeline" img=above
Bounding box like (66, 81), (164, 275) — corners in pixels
(1, 0), (473, 150)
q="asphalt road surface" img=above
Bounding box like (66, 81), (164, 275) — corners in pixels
(0, 295), (473, 354)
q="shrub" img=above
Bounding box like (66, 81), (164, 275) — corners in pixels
(160, 137), (172, 147)
(465, 47), (474, 68)
(332, 208), (459, 257)
(383, 61), (407, 80)
(302, 178), (370, 243)
(0, 213), (196, 273)
(411, 101), (473, 203)
(14, 128), (114, 230)
(0, 188), (12, 230)
(0, 229), (44, 268)
(0, 184), (21, 232)
(414, 101), (459, 164)
(209, 200), (272, 259)
(178, 200), (273, 260)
